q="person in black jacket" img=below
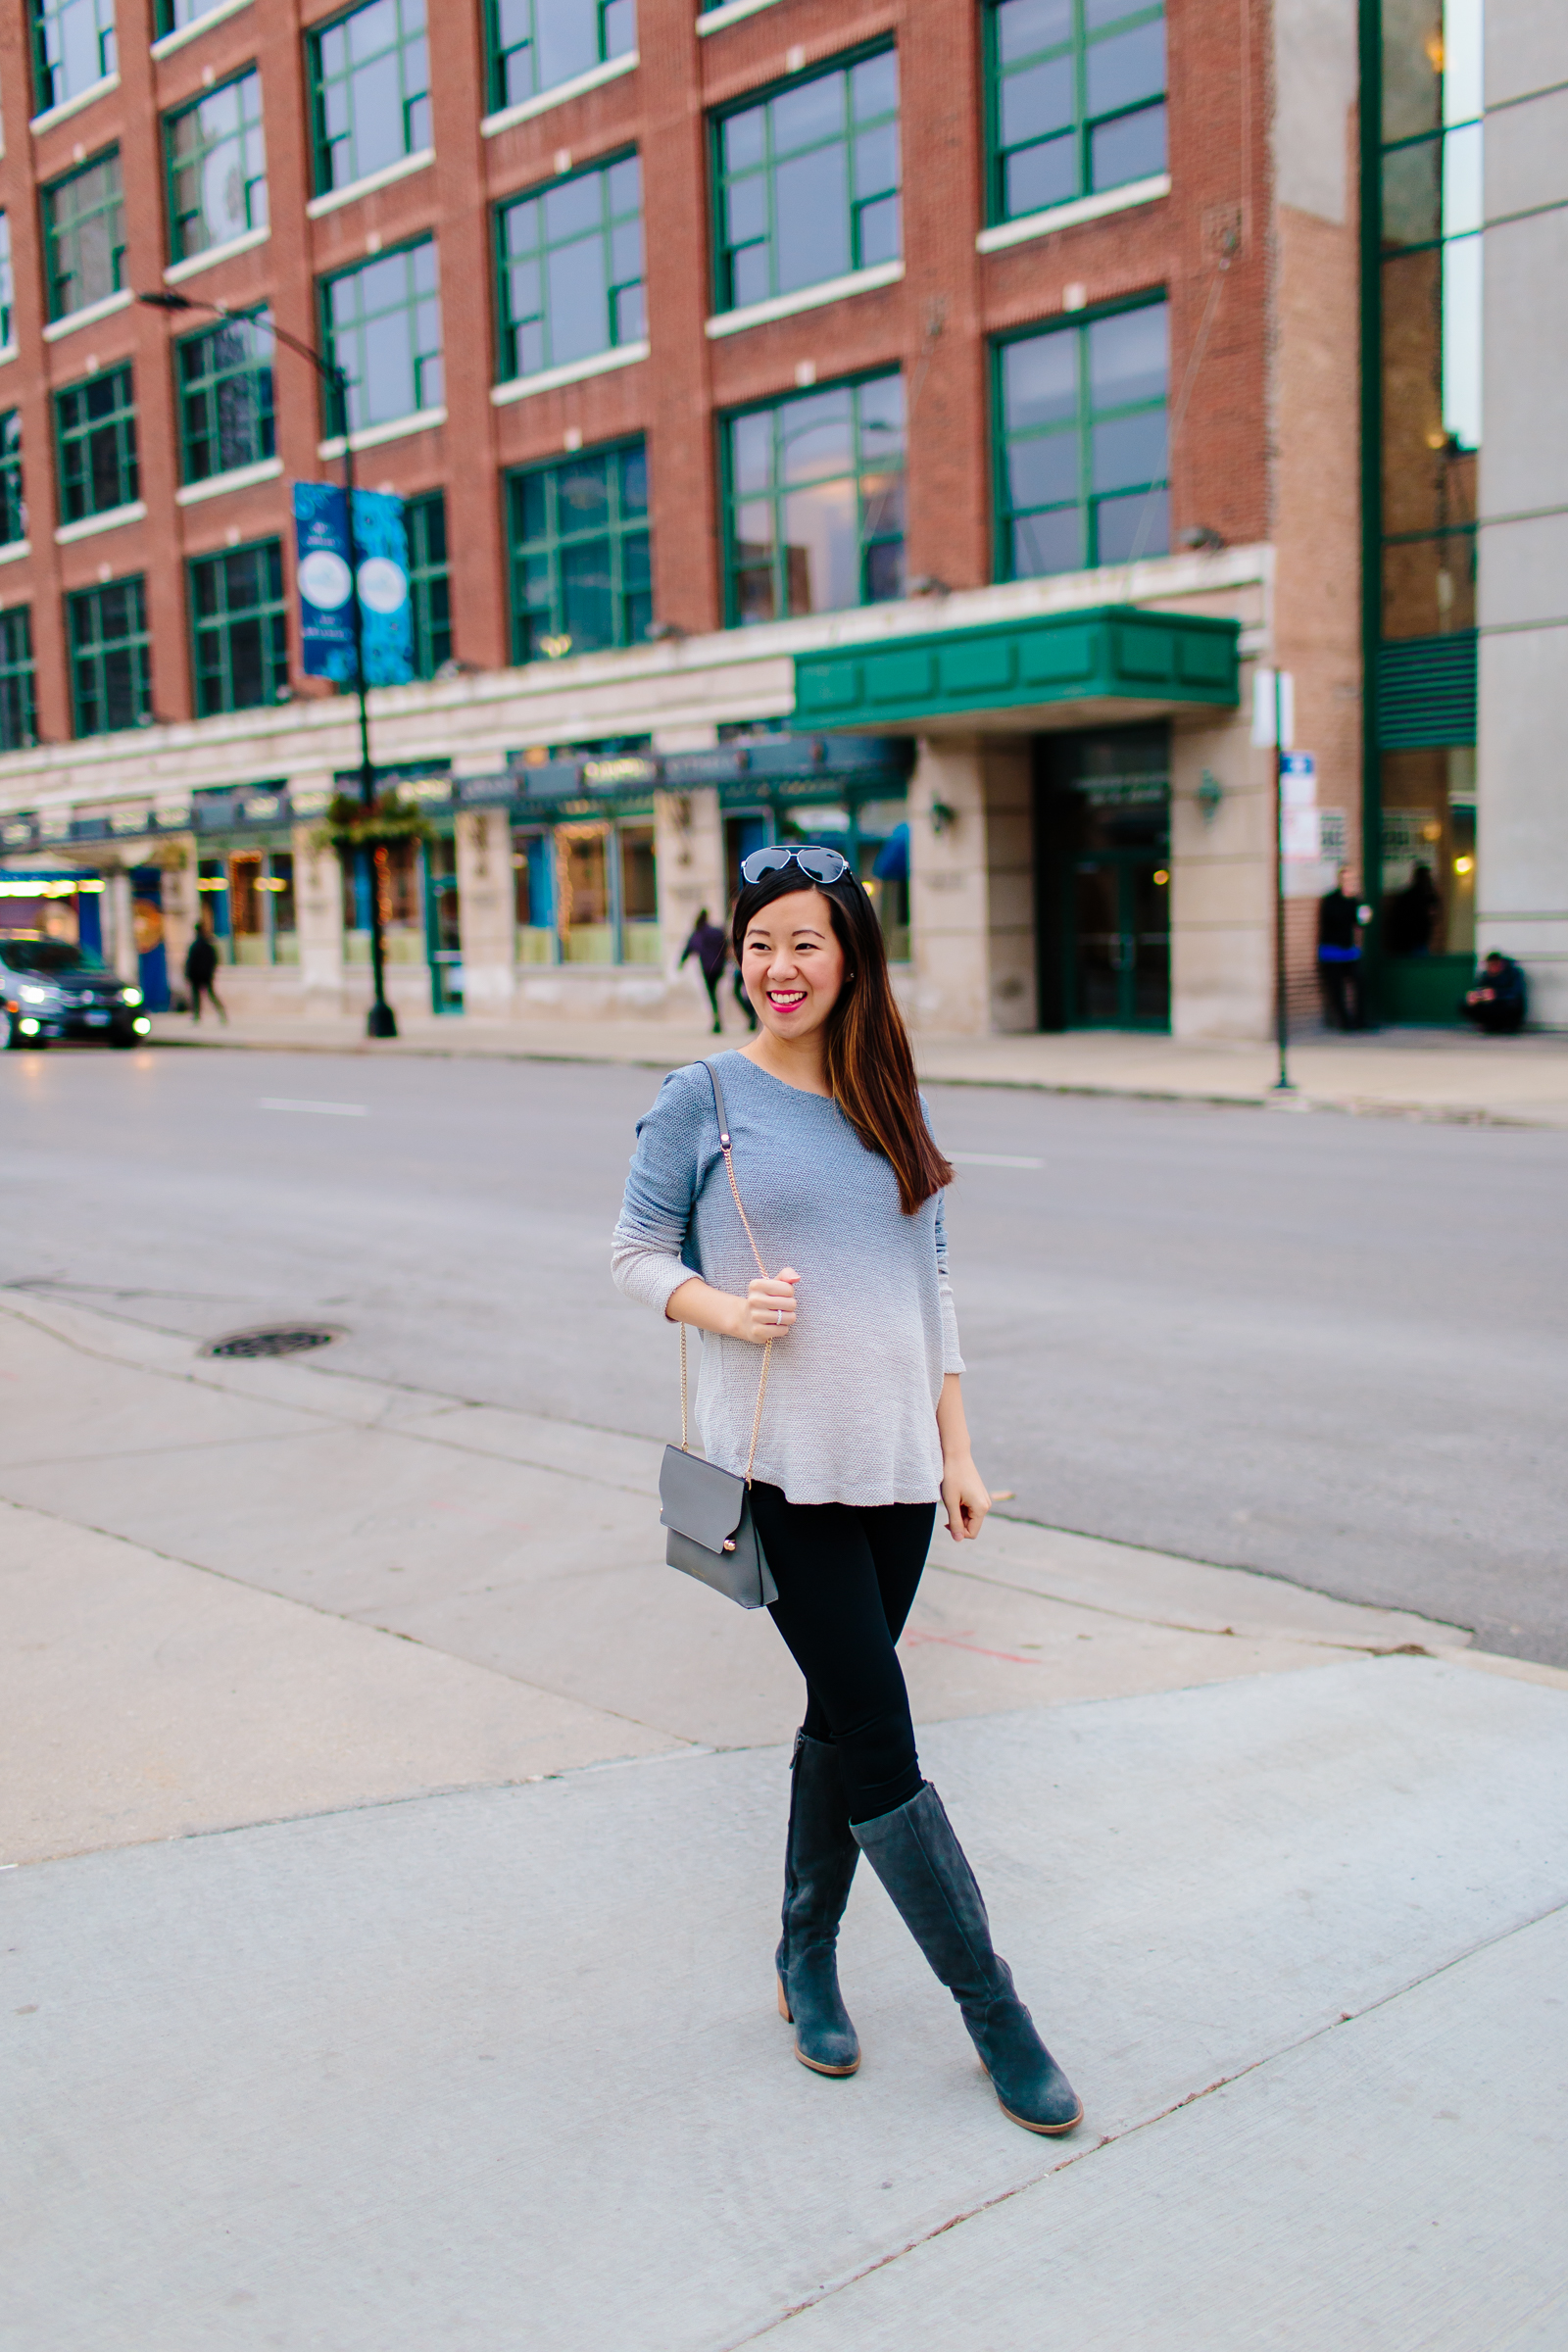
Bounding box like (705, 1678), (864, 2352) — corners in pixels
(678, 908), (728, 1034)
(1461, 951), (1527, 1035)
(184, 923), (226, 1025)
(1317, 867), (1364, 1030)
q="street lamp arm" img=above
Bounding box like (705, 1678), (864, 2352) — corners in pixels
(137, 289), (347, 400)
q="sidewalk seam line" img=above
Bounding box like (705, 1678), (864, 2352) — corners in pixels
(717, 1891), (1568, 2348)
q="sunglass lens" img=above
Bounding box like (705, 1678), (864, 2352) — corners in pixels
(740, 846), (791, 883)
(797, 848), (848, 882)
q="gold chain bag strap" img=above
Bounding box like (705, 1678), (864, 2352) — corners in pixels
(657, 1059), (779, 1609)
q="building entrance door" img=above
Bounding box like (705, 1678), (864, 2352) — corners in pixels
(425, 836), (463, 1013)
(1069, 853), (1170, 1027)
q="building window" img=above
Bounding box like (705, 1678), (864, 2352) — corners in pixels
(0, 217), (14, 349)
(55, 363), (138, 523)
(723, 372), (906, 623)
(995, 298), (1168, 577)
(310, 0), (430, 196)
(511, 815), (657, 965)
(507, 440), (650, 662)
(157, 0), (236, 31)
(176, 309), (275, 485)
(42, 150), (125, 324)
(31, 0), (117, 116)
(0, 609), (37, 752)
(68, 576), (150, 736)
(406, 489), (451, 676)
(320, 240), (442, 436)
(713, 47), (900, 313)
(985, 0), (1165, 224)
(0, 414), (24, 546)
(485, 0), (635, 118)
(189, 540), (288, 714)
(165, 69), (267, 265)
(225, 848), (297, 965)
(496, 152), (644, 384)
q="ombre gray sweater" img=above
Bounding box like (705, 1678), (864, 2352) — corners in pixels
(612, 1054), (963, 1507)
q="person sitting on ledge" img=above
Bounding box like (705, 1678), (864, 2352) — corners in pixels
(1460, 950), (1527, 1036)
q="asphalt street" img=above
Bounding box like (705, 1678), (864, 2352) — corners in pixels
(4, 1043), (1564, 1662)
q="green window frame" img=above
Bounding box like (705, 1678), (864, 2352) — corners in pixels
(156, 0), (234, 31)
(309, 0), (430, 196)
(164, 69), (267, 265)
(319, 239), (442, 438)
(496, 152), (644, 384)
(721, 371), (906, 624)
(0, 413), (24, 546)
(712, 45), (900, 314)
(506, 439), (650, 664)
(406, 489), (451, 677)
(68, 576), (150, 737)
(0, 608), (37, 752)
(176, 308), (275, 485)
(189, 539), (289, 715)
(984, 0), (1166, 227)
(55, 362), (138, 523)
(484, 0), (635, 118)
(42, 149), (125, 323)
(31, 0), (117, 117)
(0, 215), (14, 350)
(994, 296), (1169, 579)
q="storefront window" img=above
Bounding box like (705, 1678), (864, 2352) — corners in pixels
(557, 822), (612, 963)
(514, 828), (555, 961)
(343, 838), (425, 962)
(618, 823), (658, 962)
(220, 847), (297, 965)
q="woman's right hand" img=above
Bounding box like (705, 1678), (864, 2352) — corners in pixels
(731, 1267), (800, 1344)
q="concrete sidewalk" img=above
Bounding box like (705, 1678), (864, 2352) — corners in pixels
(145, 1006), (1568, 1126)
(4, 1293), (1566, 2349)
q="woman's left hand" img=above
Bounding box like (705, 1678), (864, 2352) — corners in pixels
(940, 1452), (990, 1543)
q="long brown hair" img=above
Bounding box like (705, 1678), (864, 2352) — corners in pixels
(731, 862), (954, 1213)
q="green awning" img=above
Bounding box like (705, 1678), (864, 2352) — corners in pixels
(791, 604), (1240, 733)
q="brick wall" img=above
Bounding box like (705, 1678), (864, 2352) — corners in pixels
(0, 0), (1287, 735)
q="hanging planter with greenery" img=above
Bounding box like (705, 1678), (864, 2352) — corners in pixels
(314, 791), (437, 858)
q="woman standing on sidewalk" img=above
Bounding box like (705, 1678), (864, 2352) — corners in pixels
(612, 846), (1081, 2136)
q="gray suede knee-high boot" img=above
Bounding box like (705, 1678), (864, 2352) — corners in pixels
(853, 1783), (1082, 2133)
(775, 1732), (861, 2078)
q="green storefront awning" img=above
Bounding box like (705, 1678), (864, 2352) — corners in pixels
(791, 604), (1240, 733)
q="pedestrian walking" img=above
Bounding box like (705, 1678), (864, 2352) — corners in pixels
(1317, 865), (1364, 1030)
(184, 923), (226, 1025)
(678, 907), (729, 1035)
(612, 843), (1082, 2136)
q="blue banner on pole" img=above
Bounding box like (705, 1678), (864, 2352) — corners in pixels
(292, 482), (414, 688)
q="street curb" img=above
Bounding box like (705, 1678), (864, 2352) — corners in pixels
(136, 1030), (1564, 1126)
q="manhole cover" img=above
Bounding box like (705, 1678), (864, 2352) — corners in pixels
(201, 1326), (341, 1360)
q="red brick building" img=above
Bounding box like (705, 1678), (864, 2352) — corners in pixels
(0, 0), (1361, 1038)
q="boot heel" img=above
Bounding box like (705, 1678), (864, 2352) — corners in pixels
(777, 1976), (793, 2023)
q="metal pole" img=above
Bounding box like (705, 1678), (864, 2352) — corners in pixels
(1273, 665), (1292, 1092)
(338, 376), (396, 1040)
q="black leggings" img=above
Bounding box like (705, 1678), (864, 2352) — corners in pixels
(750, 1481), (936, 1825)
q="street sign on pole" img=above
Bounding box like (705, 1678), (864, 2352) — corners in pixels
(292, 484), (414, 688)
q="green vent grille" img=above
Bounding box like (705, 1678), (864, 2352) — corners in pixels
(1375, 632), (1477, 750)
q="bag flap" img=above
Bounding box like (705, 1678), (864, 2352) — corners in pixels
(660, 1445), (748, 1551)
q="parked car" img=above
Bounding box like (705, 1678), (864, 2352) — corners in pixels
(1, 935), (152, 1049)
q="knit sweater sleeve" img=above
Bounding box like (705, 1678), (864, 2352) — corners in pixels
(934, 1190), (965, 1376)
(611, 1065), (713, 1315)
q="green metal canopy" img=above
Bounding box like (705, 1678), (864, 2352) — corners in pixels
(791, 605), (1240, 733)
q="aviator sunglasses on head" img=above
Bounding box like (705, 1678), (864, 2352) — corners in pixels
(738, 843), (851, 887)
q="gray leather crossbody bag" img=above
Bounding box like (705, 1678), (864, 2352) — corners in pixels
(658, 1059), (779, 1611)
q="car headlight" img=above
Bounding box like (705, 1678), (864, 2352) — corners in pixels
(19, 983), (51, 1005)
(120, 986), (143, 1005)
(132, 1016), (151, 1035)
